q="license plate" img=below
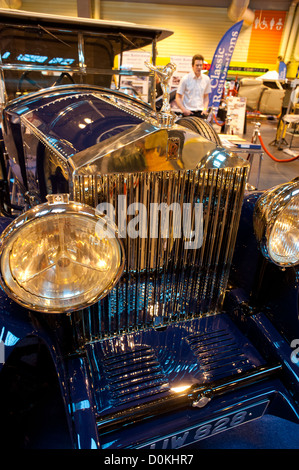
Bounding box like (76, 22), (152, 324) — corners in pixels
(137, 400), (269, 449)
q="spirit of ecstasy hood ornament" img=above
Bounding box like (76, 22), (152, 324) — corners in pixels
(145, 61), (176, 128)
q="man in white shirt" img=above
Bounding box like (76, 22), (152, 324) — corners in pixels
(175, 54), (211, 118)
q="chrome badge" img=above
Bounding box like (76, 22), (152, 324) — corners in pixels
(166, 136), (180, 160)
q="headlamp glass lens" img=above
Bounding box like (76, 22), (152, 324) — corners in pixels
(269, 196), (299, 266)
(1, 212), (123, 312)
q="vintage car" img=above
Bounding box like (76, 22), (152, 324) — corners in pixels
(0, 9), (298, 450)
(238, 77), (285, 115)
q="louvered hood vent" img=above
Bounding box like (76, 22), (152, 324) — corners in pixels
(99, 344), (169, 407)
(86, 314), (265, 419)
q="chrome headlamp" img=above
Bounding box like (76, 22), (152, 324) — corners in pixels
(0, 194), (124, 313)
(253, 179), (299, 267)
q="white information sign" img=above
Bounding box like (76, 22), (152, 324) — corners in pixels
(170, 55), (192, 88)
(226, 96), (247, 135)
(118, 51), (150, 101)
(169, 55), (193, 112)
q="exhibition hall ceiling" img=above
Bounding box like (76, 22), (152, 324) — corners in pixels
(114, 0), (294, 11)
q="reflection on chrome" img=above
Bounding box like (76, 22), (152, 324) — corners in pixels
(254, 179), (299, 266)
(170, 385), (192, 394)
(73, 162), (249, 341)
(0, 199), (124, 313)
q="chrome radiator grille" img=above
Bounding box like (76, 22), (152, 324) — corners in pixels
(72, 166), (247, 343)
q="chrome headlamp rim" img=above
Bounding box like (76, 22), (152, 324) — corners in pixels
(0, 196), (125, 314)
(253, 179), (299, 267)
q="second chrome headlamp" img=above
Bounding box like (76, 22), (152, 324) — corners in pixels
(0, 194), (124, 313)
(253, 179), (299, 267)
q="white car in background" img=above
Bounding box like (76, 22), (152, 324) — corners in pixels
(238, 77), (285, 115)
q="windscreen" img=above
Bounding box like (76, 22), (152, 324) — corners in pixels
(0, 24), (120, 99)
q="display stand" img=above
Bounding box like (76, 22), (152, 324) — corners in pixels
(225, 96), (247, 135)
(219, 133), (263, 189)
(276, 79), (299, 150)
(281, 114), (299, 150)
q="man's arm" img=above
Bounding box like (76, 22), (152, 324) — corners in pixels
(175, 92), (192, 116)
(202, 93), (210, 115)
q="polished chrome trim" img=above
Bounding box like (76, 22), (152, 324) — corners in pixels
(253, 179), (299, 266)
(96, 363), (282, 433)
(78, 31), (86, 72)
(4, 83), (153, 108)
(71, 122), (248, 174)
(20, 114), (71, 161)
(145, 62), (176, 128)
(73, 164), (249, 341)
(0, 199), (125, 314)
(0, 64), (81, 73)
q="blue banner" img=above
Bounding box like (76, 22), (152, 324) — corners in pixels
(278, 61), (287, 80)
(208, 20), (243, 112)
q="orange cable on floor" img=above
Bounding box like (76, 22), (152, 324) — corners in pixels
(258, 134), (299, 163)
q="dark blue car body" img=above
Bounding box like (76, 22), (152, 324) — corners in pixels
(0, 9), (298, 450)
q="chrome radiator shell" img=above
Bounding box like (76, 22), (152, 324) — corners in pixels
(72, 164), (248, 343)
